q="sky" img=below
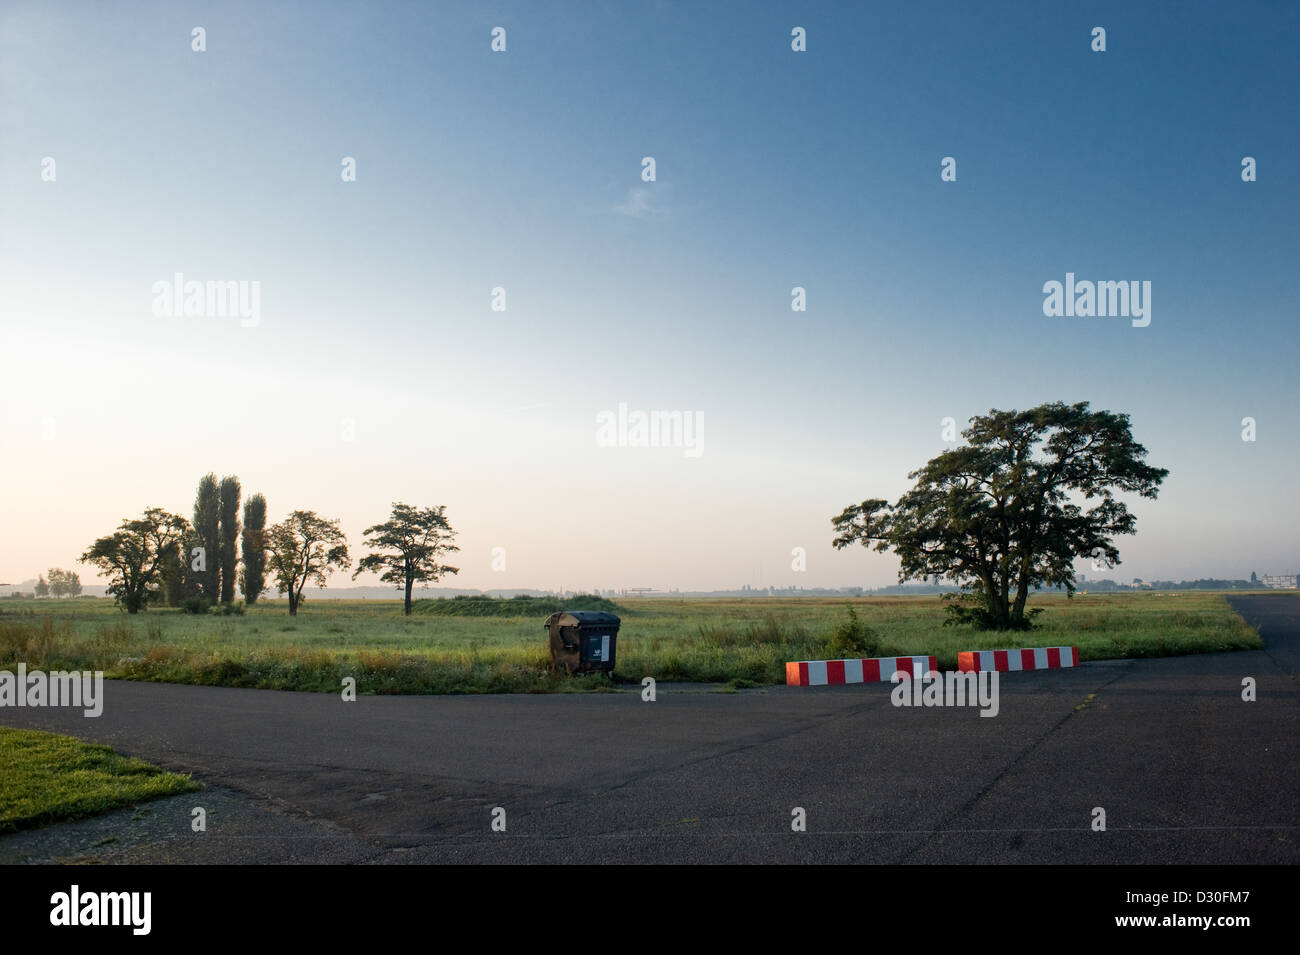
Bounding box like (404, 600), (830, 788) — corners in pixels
(1, 0), (1297, 594)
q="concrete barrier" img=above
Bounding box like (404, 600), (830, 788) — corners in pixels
(957, 647), (1079, 672)
(785, 655), (938, 687)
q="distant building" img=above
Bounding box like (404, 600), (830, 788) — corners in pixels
(1260, 574), (1298, 590)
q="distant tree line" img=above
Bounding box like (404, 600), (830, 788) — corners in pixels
(1073, 577), (1262, 592)
(78, 480), (458, 616)
(34, 568), (82, 598)
(866, 577), (1268, 594)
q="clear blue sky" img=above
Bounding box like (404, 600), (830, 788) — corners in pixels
(2, 1), (1296, 591)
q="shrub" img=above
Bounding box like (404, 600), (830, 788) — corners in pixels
(942, 590), (1042, 631)
(824, 604), (880, 658)
(179, 596), (210, 615)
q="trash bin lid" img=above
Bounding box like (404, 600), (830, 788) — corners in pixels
(544, 611), (621, 627)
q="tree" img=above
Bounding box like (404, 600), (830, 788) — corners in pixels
(34, 574), (49, 598)
(832, 402), (1168, 630)
(80, 508), (190, 613)
(47, 568), (82, 598)
(218, 476), (241, 604)
(160, 539), (186, 606)
(161, 528), (206, 605)
(265, 510), (349, 615)
(240, 493), (268, 605)
(192, 473), (221, 602)
(353, 503), (460, 615)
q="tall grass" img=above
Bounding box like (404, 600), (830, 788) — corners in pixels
(0, 592), (1264, 694)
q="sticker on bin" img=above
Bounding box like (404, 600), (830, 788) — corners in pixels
(956, 647), (1079, 672)
(785, 656), (937, 687)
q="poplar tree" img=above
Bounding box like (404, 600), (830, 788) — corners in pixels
(218, 476), (241, 604)
(240, 493), (268, 605)
(192, 473), (221, 602)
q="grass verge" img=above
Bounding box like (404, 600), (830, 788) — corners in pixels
(0, 726), (201, 833)
(0, 592), (1266, 695)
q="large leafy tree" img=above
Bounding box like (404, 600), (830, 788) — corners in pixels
(218, 475), (242, 604)
(240, 493), (268, 605)
(80, 508), (190, 613)
(354, 503), (460, 615)
(832, 402), (1168, 630)
(265, 510), (349, 615)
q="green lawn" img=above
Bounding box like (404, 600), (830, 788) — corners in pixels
(0, 591), (1264, 695)
(0, 726), (200, 833)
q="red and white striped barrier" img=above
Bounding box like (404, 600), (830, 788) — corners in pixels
(957, 647), (1079, 673)
(786, 656), (937, 687)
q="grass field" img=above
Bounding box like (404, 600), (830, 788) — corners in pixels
(0, 592), (1264, 695)
(0, 726), (200, 833)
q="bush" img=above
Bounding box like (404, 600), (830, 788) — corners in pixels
(942, 590), (1042, 631)
(178, 596), (210, 614)
(212, 601), (245, 616)
(824, 604), (879, 658)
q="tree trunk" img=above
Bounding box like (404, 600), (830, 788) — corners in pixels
(1011, 576), (1031, 624)
(978, 568), (1008, 628)
(1010, 509), (1043, 627)
(998, 567), (1011, 628)
(288, 591), (298, 616)
(404, 576), (414, 616)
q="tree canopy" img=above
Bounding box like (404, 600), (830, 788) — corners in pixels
(353, 502), (460, 615)
(192, 473), (221, 601)
(47, 568), (82, 597)
(831, 402), (1168, 630)
(218, 475), (241, 605)
(265, 510), (350, 615)
(240, 493), (268, 605)
(80, 508), (190, 613)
